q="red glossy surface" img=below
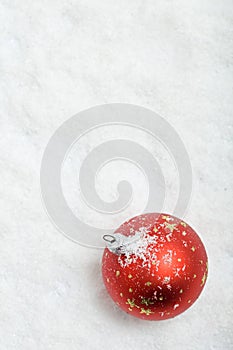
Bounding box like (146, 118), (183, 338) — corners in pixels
(102, 213), (208, 320)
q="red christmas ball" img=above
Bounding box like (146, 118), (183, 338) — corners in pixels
(102, 213), (208, 320)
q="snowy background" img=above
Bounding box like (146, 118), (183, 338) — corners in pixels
(1, 1), (233, 349)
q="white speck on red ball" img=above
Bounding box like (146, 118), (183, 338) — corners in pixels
(102, 213), (208, 321)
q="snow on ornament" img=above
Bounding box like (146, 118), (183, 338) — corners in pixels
(102, 213), (208, 320)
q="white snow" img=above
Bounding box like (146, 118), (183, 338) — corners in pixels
(0, 1), (233, 350)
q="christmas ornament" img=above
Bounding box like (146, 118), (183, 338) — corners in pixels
(102, 213), (208, 320)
